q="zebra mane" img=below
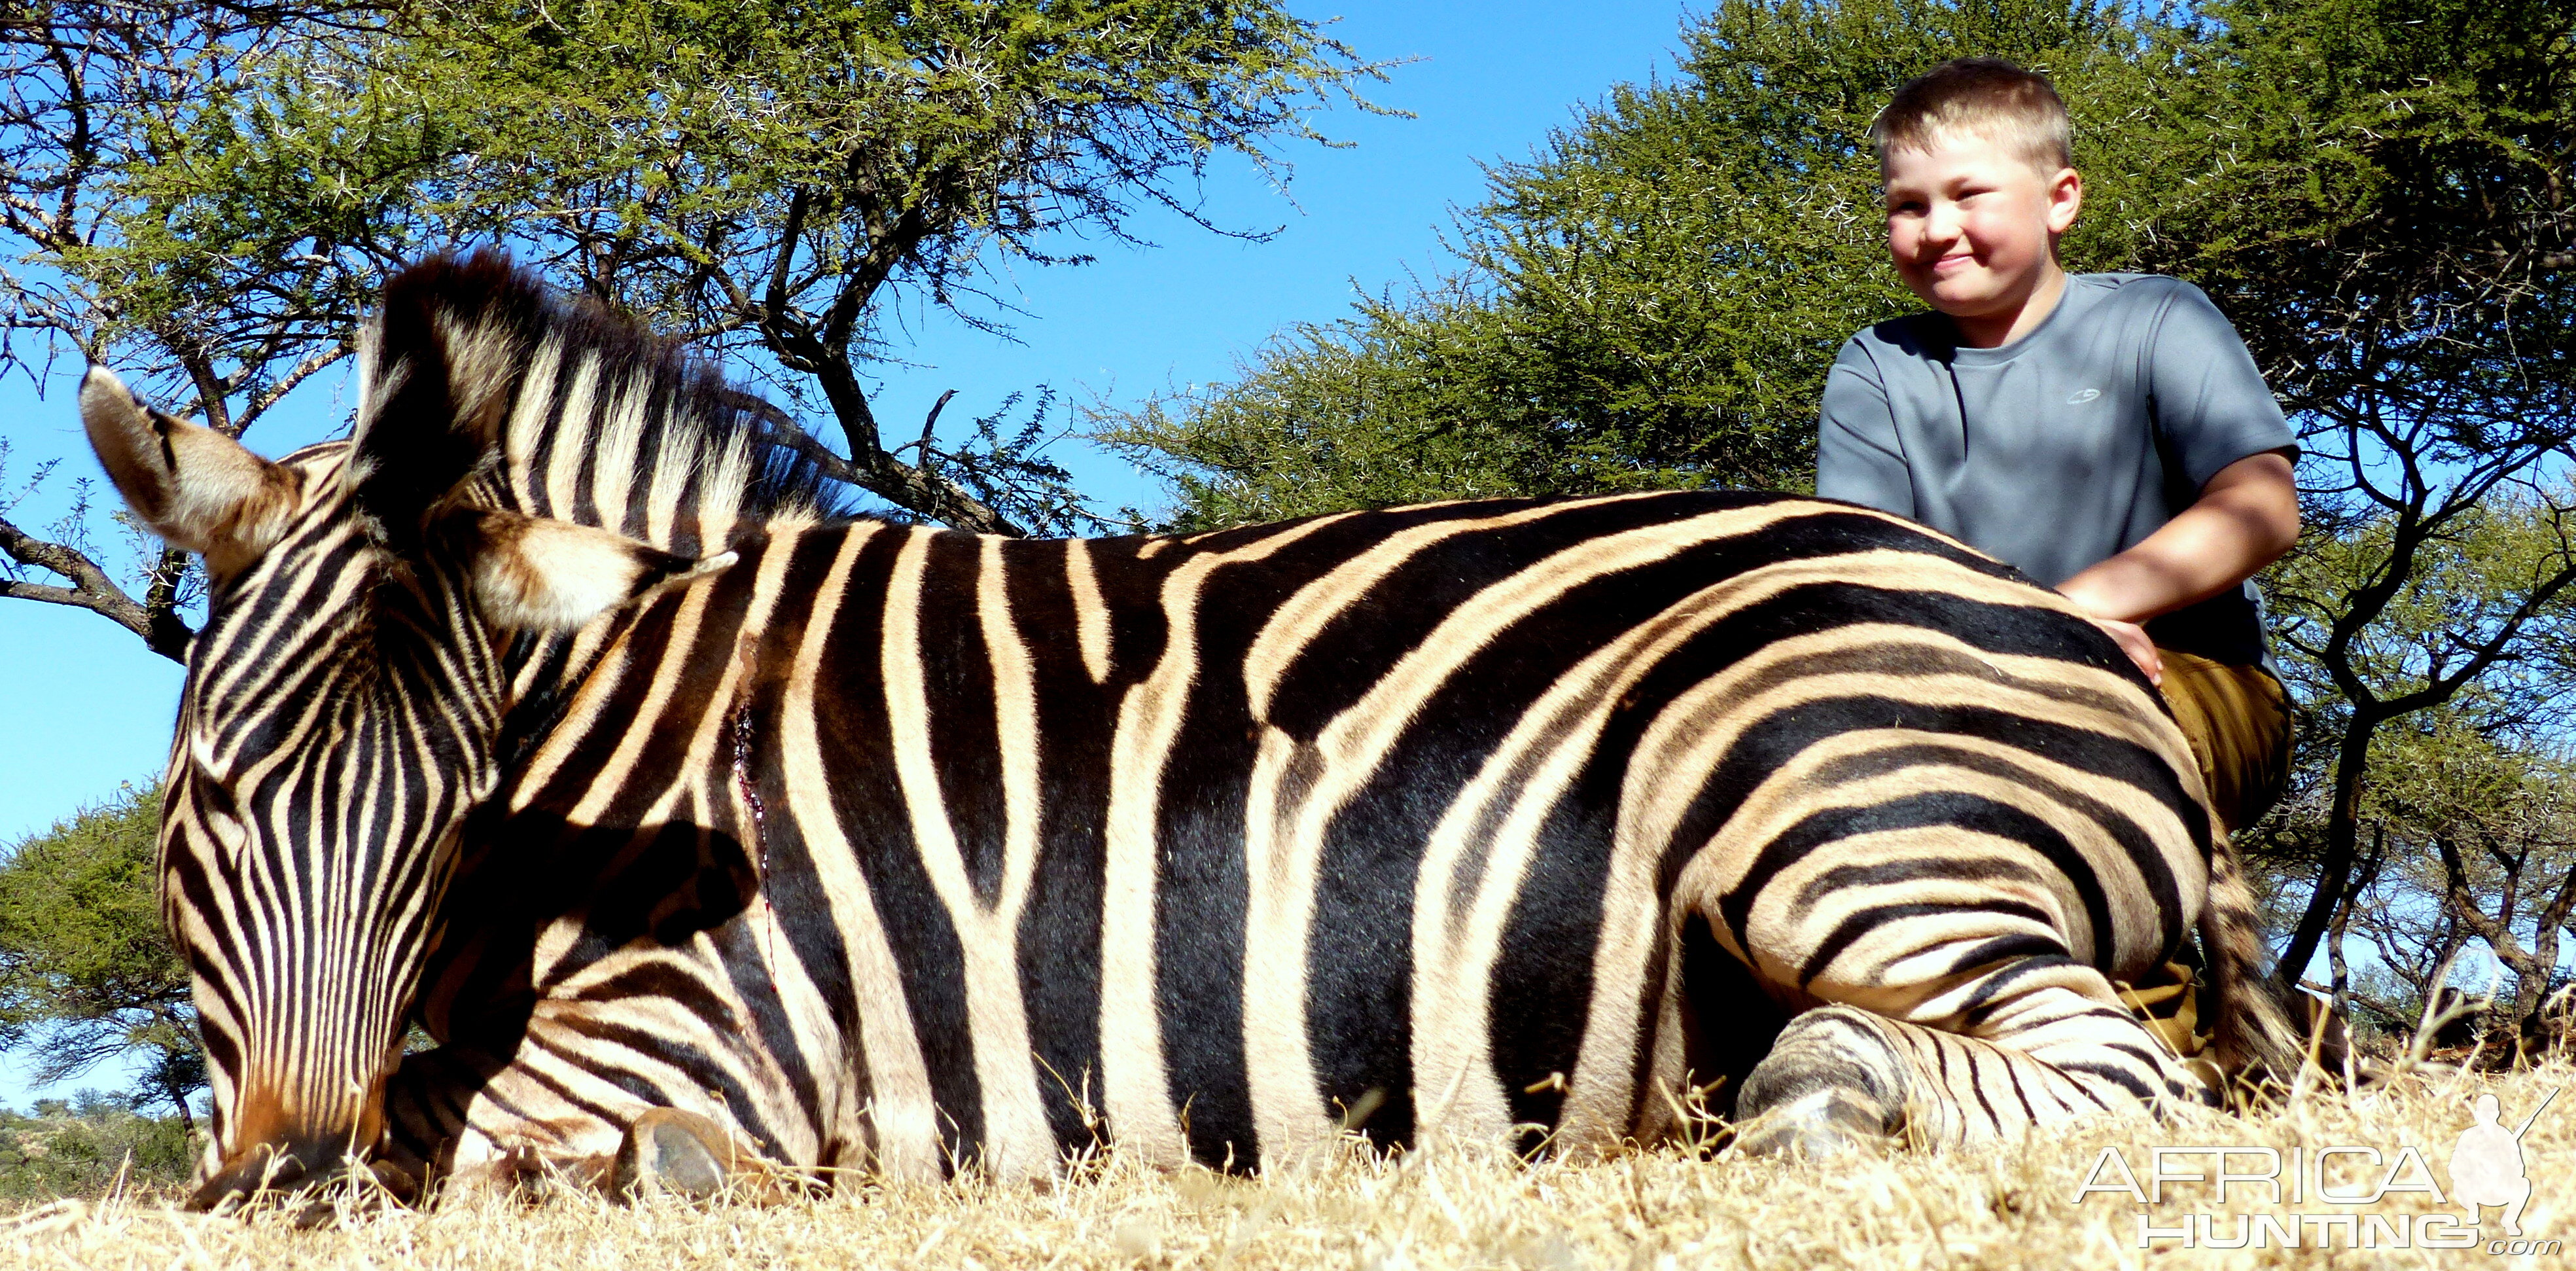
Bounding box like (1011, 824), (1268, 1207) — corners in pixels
(353, 252), (845, 560)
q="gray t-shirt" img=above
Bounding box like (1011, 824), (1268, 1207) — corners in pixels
(1816, 272), (2295, 666)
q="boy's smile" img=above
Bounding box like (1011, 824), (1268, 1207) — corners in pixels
(1881, 132), (2083, 348)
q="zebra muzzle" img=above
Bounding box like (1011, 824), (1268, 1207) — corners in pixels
(189, 1140), (421, 1222)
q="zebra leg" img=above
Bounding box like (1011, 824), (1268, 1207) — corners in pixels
(1727, 1007), (1909, 1156)
(381, 1031), (818, 1203)
(1733, 957), (2204, 1156)
(389, 1075), (803, 1203)
(378, 1043), (621, 1198)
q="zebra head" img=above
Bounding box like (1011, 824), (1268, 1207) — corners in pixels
(80, 260), (735, 1208)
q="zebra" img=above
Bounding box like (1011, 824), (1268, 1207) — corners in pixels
(77, 253), (2299, 1209)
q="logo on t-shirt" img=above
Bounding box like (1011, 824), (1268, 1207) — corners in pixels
(2068, 387), (2103, 404)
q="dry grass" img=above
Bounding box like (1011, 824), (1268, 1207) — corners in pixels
(1, 1062), (2567, 1270)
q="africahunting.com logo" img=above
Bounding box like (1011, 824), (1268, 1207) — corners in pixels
(2070, 1089), (2560, 1255)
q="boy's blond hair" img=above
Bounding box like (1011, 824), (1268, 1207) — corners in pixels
(1869, 58), (2072, 176)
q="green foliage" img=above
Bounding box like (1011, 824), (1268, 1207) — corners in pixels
(376, 0), (1377, 532)
(0, 783), (202, 1122)
(79, 33), (483, 386)
(392, 0), (1373, 319)
(2145, 0), (2575, 325)
(1, 2), (419, 431)
(3, 1), (1381, 647)
(0, 1094), (196, 1202)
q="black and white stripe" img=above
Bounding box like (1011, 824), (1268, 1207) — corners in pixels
(84, 255), (2295, 1206)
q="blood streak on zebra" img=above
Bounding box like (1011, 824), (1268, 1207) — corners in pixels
(77, 254), (2298, 1209)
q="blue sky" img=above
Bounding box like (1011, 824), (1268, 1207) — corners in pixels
(0, 2), (1708, 1100)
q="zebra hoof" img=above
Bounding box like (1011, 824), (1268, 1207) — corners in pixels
(1731, 1088), (1896, 1159)
(612, 1109), (736, 1200)
(1732, 1004), (1909, 1158)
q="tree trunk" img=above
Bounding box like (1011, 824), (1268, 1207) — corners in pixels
(2321, 824), (2383, 1032)
(2521, 863), (2576, 1060)
(2279, 714), (2382, 986)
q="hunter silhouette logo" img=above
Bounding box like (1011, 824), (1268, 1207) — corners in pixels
(2450, 1088), (2554, 1239)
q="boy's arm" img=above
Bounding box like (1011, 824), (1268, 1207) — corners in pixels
(2055, 451), (2299, 684)
(2057, 281), (2301, 684)
(1816, 342), (1914, 516)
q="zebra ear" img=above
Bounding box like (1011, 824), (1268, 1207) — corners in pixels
(80, 367), (297, 577)
(450, 509), (735, 632)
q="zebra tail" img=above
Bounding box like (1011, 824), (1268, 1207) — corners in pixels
(2197, 827), (2305, 1084)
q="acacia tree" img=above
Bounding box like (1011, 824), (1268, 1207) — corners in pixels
(386, 0), (1379, 535)
(2257, 500), (2576, 1060)
(0, 783), (202, 1123)
(2420, 764), (2576, 1064)
(2157, 0), (2576, 984)
(0, 0), (419, 659)
(1, 0), (1379, 661)
(2274, 712), (2576, 1063)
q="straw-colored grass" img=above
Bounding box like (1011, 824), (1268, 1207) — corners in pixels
(1, 1062), (2566, 1269)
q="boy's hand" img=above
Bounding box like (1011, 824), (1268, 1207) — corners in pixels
(2083, 615), (2164, 686)
(2052, 450), (2298, 692)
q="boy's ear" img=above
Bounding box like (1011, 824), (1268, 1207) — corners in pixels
(80, 367), (298, 577)
(446, 509), (734, 632)
(2046, 166), (2083, 236)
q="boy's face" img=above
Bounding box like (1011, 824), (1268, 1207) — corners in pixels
(1880, 130), (2082, 330)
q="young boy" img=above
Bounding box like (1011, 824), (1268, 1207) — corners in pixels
(1816, 58), (2300, 833)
